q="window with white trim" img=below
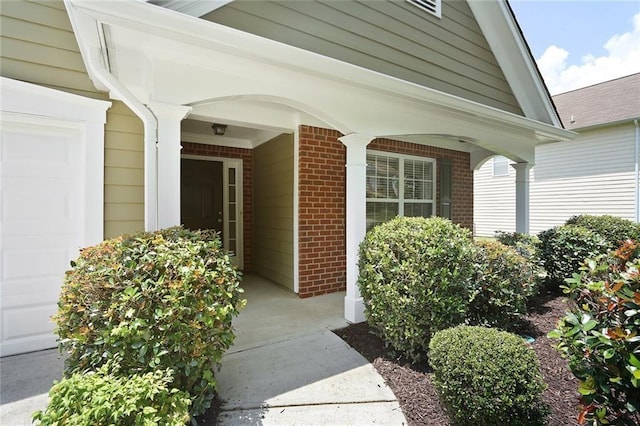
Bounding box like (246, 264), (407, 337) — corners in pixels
(366, 151), (435, 230)
(492, 156), (510, 177)
(407, 0), (441, 18)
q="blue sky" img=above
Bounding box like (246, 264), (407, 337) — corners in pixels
(509, 0), (640, 94)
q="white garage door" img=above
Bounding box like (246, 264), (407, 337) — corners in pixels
(0, 78), (109, 356)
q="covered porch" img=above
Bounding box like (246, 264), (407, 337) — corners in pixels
(65, 0), (574, 322)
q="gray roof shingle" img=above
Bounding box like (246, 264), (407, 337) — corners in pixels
(552, 72), (640, 130)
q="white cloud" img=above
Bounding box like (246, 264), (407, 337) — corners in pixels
(537, 12), (640, 95)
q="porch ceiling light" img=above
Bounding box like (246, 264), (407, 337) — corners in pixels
(212, 123), (227, 136)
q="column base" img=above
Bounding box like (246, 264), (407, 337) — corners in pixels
(344, 295), (366, 324)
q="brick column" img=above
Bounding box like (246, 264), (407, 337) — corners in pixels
(297, 126), (347, 297)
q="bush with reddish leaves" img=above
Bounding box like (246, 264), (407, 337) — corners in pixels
(549, 240), (640, 425)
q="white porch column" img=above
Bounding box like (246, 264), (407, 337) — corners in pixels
(512, 162), (533, 234)
(147, 102), (192, 229)
(339, 133), (375, 323)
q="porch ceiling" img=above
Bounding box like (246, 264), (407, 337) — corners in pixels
(66, 0), (575, 166)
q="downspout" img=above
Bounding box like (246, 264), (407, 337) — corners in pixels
(635, 119), (639, 223)
(84, 50), (159, 232)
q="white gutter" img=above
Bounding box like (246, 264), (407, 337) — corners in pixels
(635, 118), (639, 223)
(87, 52), (159, 231)
(65, 1), (159, 231)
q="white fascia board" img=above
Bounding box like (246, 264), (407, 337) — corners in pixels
(468, 0), (562, 128)
(0, 77), (112, 119)
(67, 0), (573, 146)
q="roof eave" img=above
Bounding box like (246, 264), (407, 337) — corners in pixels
(65, 0), (576, 165)
(468, 0), (563, 128)
(569, 116), (640, 132)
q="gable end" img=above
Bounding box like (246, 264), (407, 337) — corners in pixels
(202, 0), (523, 115)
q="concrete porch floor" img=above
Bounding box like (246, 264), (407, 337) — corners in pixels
(230, 274), (349, 353)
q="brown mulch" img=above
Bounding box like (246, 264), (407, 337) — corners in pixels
(334, 292), (582, 426)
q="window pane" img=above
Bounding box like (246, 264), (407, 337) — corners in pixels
(367, 154), (399, 199)
(366, 202), (398, 230)
(228, 168), (236, 184)
(404, 159), (433, 200)
(404, 202), (433, 218)
(493, 156), (510, 176)
(423, 181), (433, 199)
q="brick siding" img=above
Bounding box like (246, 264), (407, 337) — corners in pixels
(297, 128), (474, 298)
(298, 126), (347, 297)
(181, 142), (253, 271)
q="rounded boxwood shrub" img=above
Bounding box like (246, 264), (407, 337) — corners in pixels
(538, 225), (608, 289)
(469, 240), (539, 330)
(358, 216), (475, 362)
(33, 362), (191, 426)
(429, 325), (548, 426)
(565, 214), (640, 250)
(54, 227), (245, 417)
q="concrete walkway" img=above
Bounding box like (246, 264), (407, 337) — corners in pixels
(216, 275), (406, 425)
(1, 275), (406, 425)
(0, 349), (64, 425)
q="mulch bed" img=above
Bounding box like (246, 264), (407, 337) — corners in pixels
(334, 292), (581, 426)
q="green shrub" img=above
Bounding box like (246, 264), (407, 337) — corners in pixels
(358, 216), (475, 362)
(33, 362), (191, 426)
(538, 225), (608, 289)
(566, 214), (640, 250)
(429, 325), (548, 426)
(469, 240), (539, 329)
(548, 240), (640, 425)
(54, 227), (245, 417)
(495, 231), (542, 264)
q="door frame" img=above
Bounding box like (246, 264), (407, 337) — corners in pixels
(181, 154), (244, 269)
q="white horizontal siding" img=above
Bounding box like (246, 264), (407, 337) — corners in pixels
(474, 123), (639, 236)
(473, 157), (516, 237)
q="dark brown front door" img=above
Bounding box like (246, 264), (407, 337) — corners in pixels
(181, 159), (224, 234)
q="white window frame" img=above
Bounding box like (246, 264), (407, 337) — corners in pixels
(492, 156), (511, 177)
(406, 0), (442, 18)
(366, 150), (436, 228)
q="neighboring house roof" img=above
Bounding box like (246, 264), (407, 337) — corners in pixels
(553, 72), (640, 130)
